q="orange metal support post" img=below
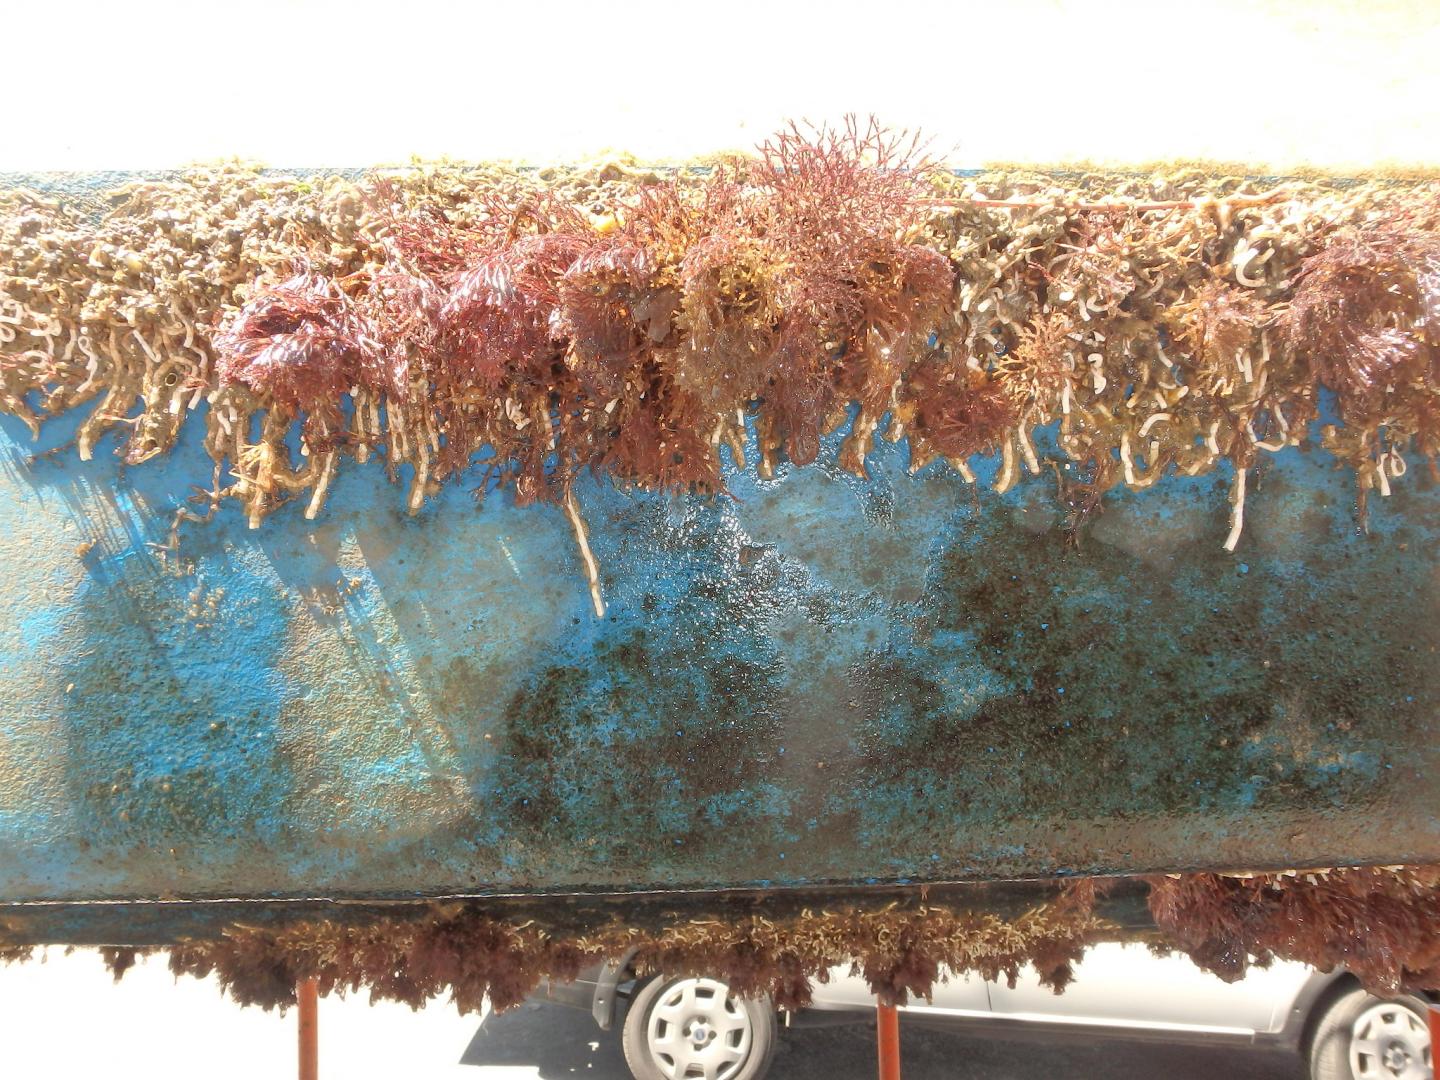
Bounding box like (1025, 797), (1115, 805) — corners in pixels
(876, 1002), (901, 1080)
(1428, 1005), (1439, 1073)
(298, 977), (319, 1080)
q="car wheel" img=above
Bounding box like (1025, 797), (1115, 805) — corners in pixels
(1307, 987), (1432, 1080)
(621, 974), (778, 1080)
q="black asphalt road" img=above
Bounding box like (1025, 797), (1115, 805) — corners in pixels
(463, 999), (1308, 1079)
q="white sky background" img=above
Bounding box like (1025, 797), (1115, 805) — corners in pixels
(3, 0), (1439, 172)
(0, 950), (492, 1079)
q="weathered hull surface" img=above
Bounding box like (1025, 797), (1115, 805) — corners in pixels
(2, 402), (1437, 904)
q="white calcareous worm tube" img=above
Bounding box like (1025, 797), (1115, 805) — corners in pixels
(1224, 467), (1247, 552)
(563, 487), (606, 619)
(305, 452), (337, 520)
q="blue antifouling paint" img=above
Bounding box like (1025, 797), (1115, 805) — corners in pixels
(0, 401), (1438, 904)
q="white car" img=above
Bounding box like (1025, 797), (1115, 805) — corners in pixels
(539, 943), (1435, 1080)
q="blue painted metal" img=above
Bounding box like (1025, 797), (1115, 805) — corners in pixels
(0, 396), (1438, 903)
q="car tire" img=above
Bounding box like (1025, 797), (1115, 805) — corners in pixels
(1306, 986), (1432, 1080)
(621, 974), (778, 1080)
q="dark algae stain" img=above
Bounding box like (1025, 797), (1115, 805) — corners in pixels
(844, 475), (1436, 838)
(486, 612), (785, 882)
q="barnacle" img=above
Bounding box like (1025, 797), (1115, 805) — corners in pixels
(4, 122), (1440, 607)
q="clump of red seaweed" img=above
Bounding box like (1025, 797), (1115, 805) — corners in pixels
(5, 123), (1440, 611)
(1285, 215), (1440, 505)
(1148, 865), (1440, 995)
(4, 866), (1434, 1014)
(214, 262), (396, 420)
(11, 882), (1110, 1014)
